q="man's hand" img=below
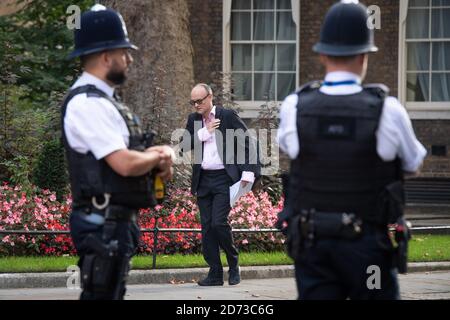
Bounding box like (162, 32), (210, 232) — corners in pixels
(240, 180), (249, 188)
(206, 119), (220, 134)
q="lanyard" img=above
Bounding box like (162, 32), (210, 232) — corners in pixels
(322, 80), (359, 87)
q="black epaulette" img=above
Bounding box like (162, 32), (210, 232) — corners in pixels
(85, 85), (103, 98)
(363, 83), (390, 99)
(295, 80), (322, 95)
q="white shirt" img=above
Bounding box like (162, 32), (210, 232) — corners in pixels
(277, 71), (427, 172)
(197, 106), (226, 170)
(64, 72), (129, 160)
(197, 106), (255, 183)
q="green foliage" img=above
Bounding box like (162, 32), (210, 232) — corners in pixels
(32, 139), (68, 200)
(0, 0), (93, 185)
(0, 83), (55, 186)
(0, 0), (94, 108)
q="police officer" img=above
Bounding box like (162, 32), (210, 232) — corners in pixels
(277, 1), (426, 300)
(63, 5), (174, 300)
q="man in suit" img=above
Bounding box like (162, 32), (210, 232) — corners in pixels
(184, 83), (260, 286)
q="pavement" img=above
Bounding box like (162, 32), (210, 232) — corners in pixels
(1, 262), (450, 290)
(0, 262), (449, 300)
(0, 271), (449, 300)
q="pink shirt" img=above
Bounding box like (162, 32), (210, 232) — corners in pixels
(197, 106), (255, 183)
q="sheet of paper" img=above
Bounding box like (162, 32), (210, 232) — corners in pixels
(229, 180), (253, 207)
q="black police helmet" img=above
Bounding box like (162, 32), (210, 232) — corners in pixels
(313, 1), (378, 56)
(68, 4), (138, 59)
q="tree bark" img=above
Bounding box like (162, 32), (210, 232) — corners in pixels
(101, 0), (195, 143)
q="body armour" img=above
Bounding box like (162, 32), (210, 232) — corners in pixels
(289, 81), (403, 225)
(61, 85), (156, 209)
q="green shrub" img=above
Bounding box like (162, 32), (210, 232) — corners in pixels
(32, 139), (68, 200)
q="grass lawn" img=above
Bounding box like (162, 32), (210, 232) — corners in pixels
(0, 234), (448, 273)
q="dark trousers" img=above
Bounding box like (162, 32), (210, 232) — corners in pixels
(294, 227), (400, 300)
(69, 210), (140, 300)
(196, 169), (239, 275)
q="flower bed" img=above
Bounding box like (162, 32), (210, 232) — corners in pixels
(0, 183), (284, 256)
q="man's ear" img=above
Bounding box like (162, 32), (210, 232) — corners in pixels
(100, 51), (111, 68)
(319, 54), (328, 67)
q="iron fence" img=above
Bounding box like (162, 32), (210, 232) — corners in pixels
(1, 225), (450, 269)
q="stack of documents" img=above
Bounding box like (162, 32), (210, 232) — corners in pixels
(229, 181), (253, 207)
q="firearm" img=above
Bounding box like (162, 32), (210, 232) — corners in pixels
(143, 129), (166, 204)
(394, 217), (412, 274)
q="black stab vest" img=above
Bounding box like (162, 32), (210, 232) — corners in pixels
(289, 81), (403, 225)
(61, 85), (156, 209)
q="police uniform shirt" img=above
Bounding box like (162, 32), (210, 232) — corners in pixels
(64, 72), (130, 159)
(277, 71), (427, 172)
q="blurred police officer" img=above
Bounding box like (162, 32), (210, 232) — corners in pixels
(62, 5), (174, 300)
(277, 1), (426, 300)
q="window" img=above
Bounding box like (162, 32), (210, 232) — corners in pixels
(399, 0), (450, 117)
(224, 0), (299, 115)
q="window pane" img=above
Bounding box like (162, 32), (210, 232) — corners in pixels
(277, 44), (296, 71)
(407, 73), (430, 101)
(431, 9), (450, 38)
(277, 73), (296, 101)
(406, 9), (429, 38)
(432, 0), (450, 6)
(254, 12), (274, 40)
(232, 73), (252, 100)
(231, 12), (251, 40)
(409, 0), (430, 6)
(431, 73), (450, 101)
(255, 73), (275, 100)
(232, 0), (251, 10)
(407, 42), (430, 70)
(277, 12), (296, 40)
(254, 0), (274, 10)
(232, 44), (252, 71)
(255, 44), (275, 71)
(432, 42), (450, 70)
(277, 0), (291, 9)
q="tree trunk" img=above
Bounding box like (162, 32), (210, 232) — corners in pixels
(101, 0), (195, 143)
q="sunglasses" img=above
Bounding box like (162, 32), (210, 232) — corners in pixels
(189, 93), (210, 106)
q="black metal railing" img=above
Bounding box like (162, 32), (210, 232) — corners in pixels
(0, 227), (283, 269)
(1, 225), (450, 269)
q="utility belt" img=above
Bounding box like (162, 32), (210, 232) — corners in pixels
(287, 209), (367, 261)
(298, 209), (365, 240)
(74, 202), (139, 223)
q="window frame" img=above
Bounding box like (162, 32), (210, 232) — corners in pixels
(223, 0), (300, 118)
(398, 0), (450, 119)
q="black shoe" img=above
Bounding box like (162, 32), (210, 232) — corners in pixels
(197, 275), (224, 286)
(228, 267), (241, 285)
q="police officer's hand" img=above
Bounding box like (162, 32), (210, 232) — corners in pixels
(146, 146), (175, 162)
(146, 145), (175, 181)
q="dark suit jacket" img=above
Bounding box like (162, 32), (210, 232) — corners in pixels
(182, 106), (261, 195)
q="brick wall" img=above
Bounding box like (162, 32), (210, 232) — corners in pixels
(412, 120), (450, 178)
(187, 1), (449, 179)
(299, 0), (399, 96)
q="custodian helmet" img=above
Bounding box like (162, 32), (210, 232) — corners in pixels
(313, 1), (378, 56)
(68, 4), (138, 59)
